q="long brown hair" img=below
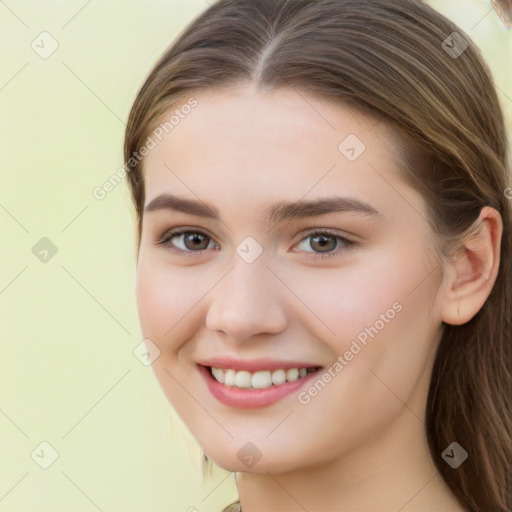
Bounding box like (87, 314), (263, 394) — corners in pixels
(124, 1), (511, 510)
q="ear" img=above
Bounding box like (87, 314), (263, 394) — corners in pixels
(440, 206), (503, 326)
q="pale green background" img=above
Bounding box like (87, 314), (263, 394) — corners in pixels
(0, 1), (510, 511)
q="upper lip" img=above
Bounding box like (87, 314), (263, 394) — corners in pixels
(197, 356), (322, 372)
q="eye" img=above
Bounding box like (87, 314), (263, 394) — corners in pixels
(156, 228), (219, 254)
(156, 227), (356, 259)
(294, 230), (356, 259)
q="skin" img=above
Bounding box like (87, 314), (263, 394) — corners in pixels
(135, 84), (502, 511)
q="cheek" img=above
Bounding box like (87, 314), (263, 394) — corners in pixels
(135, 254), (211, 412)
(273, 252), (438, 455)
(135, 254), (206, 352)
(282, 249), (421, 348)
(283, 245), (439, 396)
(296, 247), (438, 401)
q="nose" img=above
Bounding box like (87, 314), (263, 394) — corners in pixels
(205, 256), (288, 342)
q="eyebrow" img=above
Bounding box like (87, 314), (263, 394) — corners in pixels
(144, 193), (383, 224)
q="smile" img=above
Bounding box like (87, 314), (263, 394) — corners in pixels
(197, 363), (323, 409)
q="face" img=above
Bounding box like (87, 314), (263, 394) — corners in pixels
(136, 84), (446, 473)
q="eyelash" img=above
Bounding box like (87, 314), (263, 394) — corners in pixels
(156, 227), (357, 259)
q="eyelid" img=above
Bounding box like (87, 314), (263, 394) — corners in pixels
(295, 226), (355, 243)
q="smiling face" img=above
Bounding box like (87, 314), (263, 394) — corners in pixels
(135, 84), (447, 473)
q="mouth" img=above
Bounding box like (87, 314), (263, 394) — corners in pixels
(197, 363), (324, 409)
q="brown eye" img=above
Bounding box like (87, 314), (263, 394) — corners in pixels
(309, 234), (338, 253)
(181, 232), (211, 250)
(157, 229), (219, 253)
(294, 230), (356, 259)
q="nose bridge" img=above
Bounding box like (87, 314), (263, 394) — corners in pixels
(205, 251), (287, 340)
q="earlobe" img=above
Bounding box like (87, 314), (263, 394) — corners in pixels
(440, 206), (503, 326)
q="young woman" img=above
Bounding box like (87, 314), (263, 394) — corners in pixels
(124, 0), (511, 510)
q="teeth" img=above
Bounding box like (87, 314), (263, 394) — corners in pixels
(252, 370), (272, 388)
(209, 366), (317, 389)
(286, 368), (299, 381)
(235, 370), (252, 388)
(224, 369), (236, 386)
(211, 367), (225, 383)
(271, 369), (286, 385)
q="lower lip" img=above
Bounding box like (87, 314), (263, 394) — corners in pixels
(197, 364), (321, 409)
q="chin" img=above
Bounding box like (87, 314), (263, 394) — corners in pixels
(202, 441), (314, 475)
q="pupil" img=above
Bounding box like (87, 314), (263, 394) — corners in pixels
(186, 233), (208, 250)
(312, 235), (335, 252)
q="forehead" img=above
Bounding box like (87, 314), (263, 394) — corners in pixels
(142, 84), (408, 215)
(146, 84), (379, 161)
